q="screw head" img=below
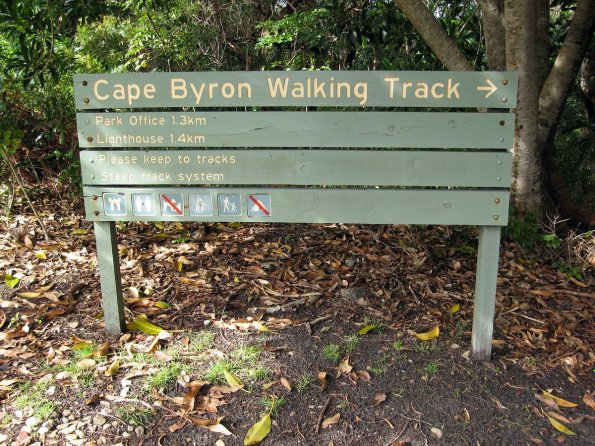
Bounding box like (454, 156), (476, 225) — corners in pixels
(87, 137), (93, 143)
(502, 79), (509, 86)
(501, 97), (508, 103)
(83, 98), (90, 104)
(493, 215), (500, 221)
(93, 211), (100, 216)
(494, 198), (501, 204)
(82, 81), (88, 86)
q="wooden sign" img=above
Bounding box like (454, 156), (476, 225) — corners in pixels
(74, 70), (517, 361)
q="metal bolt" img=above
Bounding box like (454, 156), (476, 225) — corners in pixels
(501, 97), (508, 103)
(502, 79), (509, 86)
(92, 195), (98, 201)
(497, 160), (503, 165)
(85, 119), (90, 124)
(496, 177), (502, 182)
(494, 198), (501, 204)
(94, 211), (100, 216)
(90, 175), (95, 179)
(87, 137), (93, 143)
(90, 159), (94, 163)
(83, 98), (89, 104)
(493, 215), (500, 221)
(499, 120), (505, 126)
(498, 138), (504, 142)
(82, 81), (88, 86)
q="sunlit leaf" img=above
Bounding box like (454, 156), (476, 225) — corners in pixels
(243, 412), (271, 445)
(4, 273), (19, 289)
(358, 324), (379, 335)
(127, 314), (165, 335)
(24, 236), (34, 249)
(546, 413), (576, 435)
(105, 360), (120, 376)
(337, 358), (352, 377)
(35, 251), (47, 260)
(154, 301), (171, 309)
(253, 321), (271, 332)
(71, 228), (89, 235)
(72, 341), (93, 351)
(321, 413), (340, 429)
(77, 358), (96, 370)
(542, 391), (578, 408)
(415, 326), (440, 341)
(450, 304), (460, 313)
(224, 370), (244, 387)
(17, 292), (41, 298)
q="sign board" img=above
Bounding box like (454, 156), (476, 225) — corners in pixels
(74, 71), (517, 108)
(75, 70), (517, 360)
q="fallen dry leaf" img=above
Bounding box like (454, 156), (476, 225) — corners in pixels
(321, 413), (340, 429)
(542, 391), (578, 408)
(372, 393), (387, 407)
(337, 357), (352, 377)
(318, 371), (328, 391)
(280, 377), (292, 391)
(583, 392), (595, 409)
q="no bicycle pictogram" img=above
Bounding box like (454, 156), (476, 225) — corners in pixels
(161, 193), (184, 216)
(247, 194), (271, 217)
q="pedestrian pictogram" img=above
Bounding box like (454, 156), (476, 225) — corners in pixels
(189, 194), (213, 216)
(161, 193), (184, 216)
(103, 193), (127, 216)
(247, 194), (271, 217)
(132, 193), (156, 216)
(218, 194), (241, 216)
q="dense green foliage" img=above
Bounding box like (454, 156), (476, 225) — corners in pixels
(0, 0), (592, 214)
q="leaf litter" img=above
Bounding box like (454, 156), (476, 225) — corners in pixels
(0, 197), (593, 445)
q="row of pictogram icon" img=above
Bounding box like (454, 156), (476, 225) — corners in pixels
(101, 192), (271, 217)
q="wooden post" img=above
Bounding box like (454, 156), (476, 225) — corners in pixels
(94, 221), (126, 334)
(471, 225), (501, 360)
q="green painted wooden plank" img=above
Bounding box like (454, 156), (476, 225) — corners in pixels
(73, 71), (517, 109)
(471, 226), (502, 360)
(82, 187), (509, 226)
(93, 221), (126, 335)
(77, 112), (514, 149)
(80, 150), (512, 187)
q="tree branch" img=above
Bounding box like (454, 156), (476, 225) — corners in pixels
(538, 0), (595, 144)
(392, 0), (473, 71)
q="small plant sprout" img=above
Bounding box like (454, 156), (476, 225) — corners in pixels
(261, 394), (286, 416)
(188, 331), (216, 353)
(321, 343), (341, 363)
(116, 405), (153, 426)
(344, 334), (360, 353)
(423, 360), (441, 379)
(392, 340), (404, 351)
(295, 374), (314, 393)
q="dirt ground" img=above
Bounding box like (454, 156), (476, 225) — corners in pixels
(0, 194), (593, 446)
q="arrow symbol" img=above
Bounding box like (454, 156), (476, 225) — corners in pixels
(477, 79), (497, 98)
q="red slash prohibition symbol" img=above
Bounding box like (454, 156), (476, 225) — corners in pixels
(161, 194), (183, 215)
(248, 195), (270, 216)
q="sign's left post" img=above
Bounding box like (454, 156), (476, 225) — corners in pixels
(94, 221), (125, 334)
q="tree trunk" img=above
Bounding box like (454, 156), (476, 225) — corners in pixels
(478, 0), (505, 71)
(393, 0), (595, 223)
(512, 0), (545, 216)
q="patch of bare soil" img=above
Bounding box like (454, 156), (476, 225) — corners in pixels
(0, 194), (593, 446)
